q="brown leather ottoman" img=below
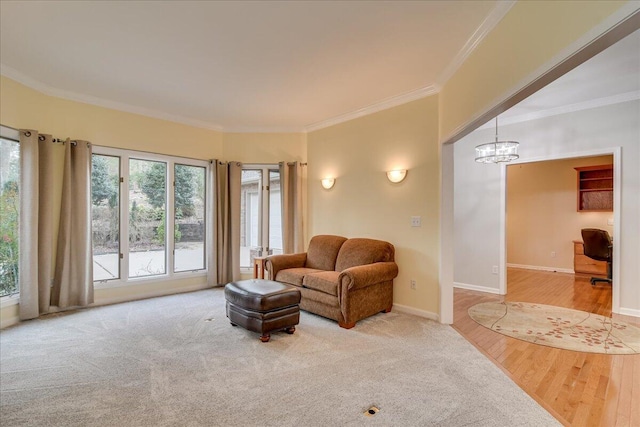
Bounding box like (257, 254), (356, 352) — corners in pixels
(224, 279), (301, 342)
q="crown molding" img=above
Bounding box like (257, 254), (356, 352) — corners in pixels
(304, 1), (515, 133)
(435, 0), (515, 88)
(0, 2), (515, 135)
(476, 90), (640, 130)
(0, 1), (517, 135)
(222, 126), (305, 133)
(0, 64), (224, 132)
(304, 85), (437, 133)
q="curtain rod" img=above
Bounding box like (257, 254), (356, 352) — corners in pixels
(24, 132), (78, 146)
(237, 162), (307, 167)
(15, 130), (77, 146)
(52, 138), (77, 146)
(1, 126), (78, 146)
(5, 126), (307, 160)
(214, 160), (242, 166)
(91, 144), (209, 163)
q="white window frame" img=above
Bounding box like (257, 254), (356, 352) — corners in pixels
(92, 146), (209, 289)
(240, 164), (280, 270)
(0, 125), (20, 305)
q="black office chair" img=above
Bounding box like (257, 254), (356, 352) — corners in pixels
(581, 228), (612, 286)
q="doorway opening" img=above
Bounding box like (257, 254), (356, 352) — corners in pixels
(501, 152), (618, 314)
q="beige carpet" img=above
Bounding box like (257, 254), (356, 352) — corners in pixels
(468, 301), (640, 354)
(1, 289), (560, 426)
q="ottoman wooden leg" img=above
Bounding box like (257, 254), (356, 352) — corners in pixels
(285, 326), (296, 334)
(260, 333), (271, 343)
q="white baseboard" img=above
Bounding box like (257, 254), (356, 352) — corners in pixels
(618, 307), (640, 318)
(507, 263), (574, 274)
(453, 282), (501, 295)
(392, 303), (439, 322)
(0, 315), (20, 329)
(93, 282), (214, 307)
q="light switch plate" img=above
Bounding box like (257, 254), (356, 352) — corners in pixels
(411, 216), (421, 227)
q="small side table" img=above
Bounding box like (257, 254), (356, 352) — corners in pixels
(253, 256), (266, 279)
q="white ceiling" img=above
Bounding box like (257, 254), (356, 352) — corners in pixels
(2, 2), (637, 134)
(0, 0), (507, 132)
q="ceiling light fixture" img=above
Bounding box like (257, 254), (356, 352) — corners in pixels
(475, 116), (519, 164)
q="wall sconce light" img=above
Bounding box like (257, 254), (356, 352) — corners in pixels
(386, 169), (407, 183)
(321, 178), (335, 189)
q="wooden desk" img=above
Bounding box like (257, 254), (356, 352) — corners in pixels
(573, 240), (607, 277)
(253, 257), (266, 279)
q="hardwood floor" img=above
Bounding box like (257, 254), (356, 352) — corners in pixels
(453, 268), (639, 427)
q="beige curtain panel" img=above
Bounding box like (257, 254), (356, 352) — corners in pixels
(51, 139), (93, 308)
(18, 131), (55, 319)
(18, 130), (93, 320)
(207, 160), (242, 286)
(279, 161), (306, 254)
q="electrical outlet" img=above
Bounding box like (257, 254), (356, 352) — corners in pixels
(492, 265), (498, 275)
(551, 251), (556, 258)
(410, 279), (416, 290)
(607, 218), (614, 226)
(411, 216), (421, 227)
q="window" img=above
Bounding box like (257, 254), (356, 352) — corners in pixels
(240, 165), (282, 268)
(174, 164), (206, 272)
(129, 158), (167, 277)
(0, 126), (20, 298)
(91, 154), (120, 281)
(91, 147), (208, 285)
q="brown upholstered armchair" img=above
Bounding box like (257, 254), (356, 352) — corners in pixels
(265, 235), (398, 328)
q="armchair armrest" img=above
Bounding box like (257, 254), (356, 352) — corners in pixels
(264, 253), (307, 280)
(339, 262), (399, 292)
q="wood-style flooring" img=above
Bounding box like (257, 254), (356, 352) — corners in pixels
(453, 268), (639, 427)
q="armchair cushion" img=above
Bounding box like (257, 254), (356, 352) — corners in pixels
(306, 235), (347, 271)
(276, 267), (323, 287)
(335, 238), (395, 271)
(303, 271), (340, 296)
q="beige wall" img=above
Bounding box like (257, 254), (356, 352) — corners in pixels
(0, 76), (224, 159)
(507, 155), (613, 271)
(0, 76), (218, 325)
(439, 1), (631, 143)
(2, 2), (635, 326)
(222, 132), (306, 163)
(0, 76), (309, 326)
(307, 96), (441, 316)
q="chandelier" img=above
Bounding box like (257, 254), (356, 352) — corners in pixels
(475, 116), (519, 163)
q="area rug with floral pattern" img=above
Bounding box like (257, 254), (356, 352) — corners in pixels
(468, 302), (640, 354)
